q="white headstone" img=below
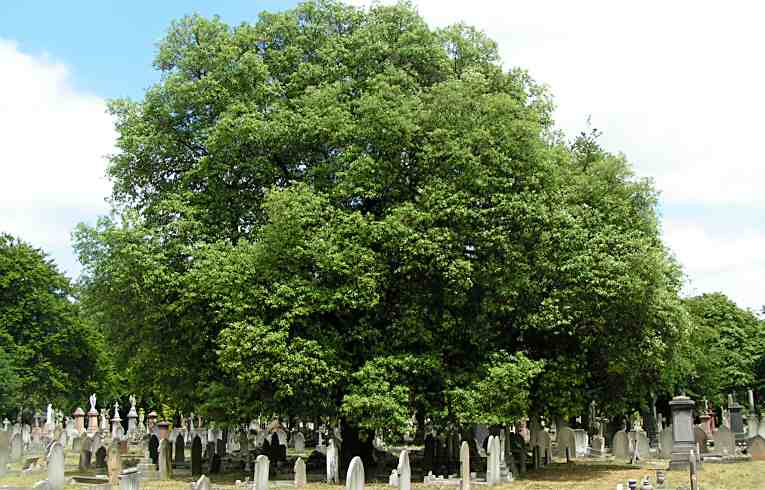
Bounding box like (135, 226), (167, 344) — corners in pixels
(459, 441), (470, 490)
(0, 431), (9, 476)
(47, 443), (65, 490)
(326, 439), (339, 483)
(294, 457), (306, 488)
(195, 475), (211, 490)
(486, 435), (501, 485)
(345, 456), (364, 490)
(388, 470), (399, 487)
(612, 430), (630, 460)
(254, 454), (269, 490)
(294, 432), (305, 452)
(397, 450), (410, 490)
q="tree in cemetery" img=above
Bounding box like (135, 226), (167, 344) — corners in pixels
(75, 0), (689, 467)
(0, 234), (116, 416)
(682, 292), (765, 405)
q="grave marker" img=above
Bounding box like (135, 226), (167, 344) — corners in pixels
(47, 443), (65, 490)
(345, 456), (364, 490)
(397, 449), (410, 490)
(294, 457), (306, 488)
(191, 436), (202, 475)
(158, 439), (172, 480)
(254, 454), (269, 490)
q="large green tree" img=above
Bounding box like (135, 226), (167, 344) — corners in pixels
(0, 234), (115, 417)
(75, 0), (688, 467)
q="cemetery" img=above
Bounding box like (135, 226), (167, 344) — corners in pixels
(1, 2), (764, 490)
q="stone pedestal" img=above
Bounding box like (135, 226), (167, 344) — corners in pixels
(88, 409), (99, 435)
(157, 421), (170, 441)
(73, 408), (86, 433)
(729, 403), (745, 441)
(669, 396), (696, 470)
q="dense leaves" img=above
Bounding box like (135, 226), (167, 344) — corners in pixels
(74, 0), (700, 440)
(0, 234), (114, 416)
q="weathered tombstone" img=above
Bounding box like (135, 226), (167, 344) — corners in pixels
(749, 435), (765, 460)
(590, 434), (605, 457)
(10, 433), (21, 461)
(174, 433), (185, 465)
(47, 443), (65, 490)
(397, 449), (410, 490)
(108, 443), (122, 486)
(149, 435), (159, 465)
(191, 436), (202, 476)
(119, 468), (140, 490)
(79, 436), (92, 470)
(630, 430), (649, 459)
(486, 435), (501, 485)
(195, 475), (210, 490)
(294, 432), (305, 452)
(758, 418), (765, 438)
(345, 456), (364, 490)
(254, 454), (269, 490)
(689, 450), (699, 490)
(711, 426), (735, 455)
(0, 431), (9, 476)
(659, 427), (673, 459)
(556, 427), (576, 459)
(612, 430), (630, 460)
(95, 446), (107, 468)
(692, 427), (708, 453)
(326, 439), (339, 483)
(294, 457), (306, 488)
(459, 441), (470, 490)
(158, 439), (172, 480)
(669, 395), (696, 469)
(71, 435), (81, 452)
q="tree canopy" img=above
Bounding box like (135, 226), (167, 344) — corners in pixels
(0, 234), (115, 417)
(67, 2), (737, 465)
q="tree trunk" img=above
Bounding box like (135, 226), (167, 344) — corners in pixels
(340, 418), (374, 480)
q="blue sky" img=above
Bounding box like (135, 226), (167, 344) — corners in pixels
(1, 1), (763, 311)
(1, 1), (300, 98)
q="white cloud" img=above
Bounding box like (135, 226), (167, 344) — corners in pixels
(0, 39), (114, 277)
(352, 0), (765, 310)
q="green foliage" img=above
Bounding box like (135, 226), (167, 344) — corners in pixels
(75, 0), (690, 428)
(0, 234), (115, 415)
(682, 292), (765, 404)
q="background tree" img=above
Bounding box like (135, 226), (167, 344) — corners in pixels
(0, 233), (116, 416)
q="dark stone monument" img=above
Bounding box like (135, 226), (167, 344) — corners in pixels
(669, 395), (696, 469)
(149, 435), (159, 465)
(423, 434), (435, 471)
(175, 434), (185, 465)
(95, 446), (107, 468)
(191, 436), (202, 476)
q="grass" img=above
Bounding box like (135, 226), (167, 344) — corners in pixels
(2, 453), (763, 490)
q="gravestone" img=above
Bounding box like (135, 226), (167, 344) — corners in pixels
(486, 435), (501, 485)
(158, 439), (172, 480)
(195, 475), (210, 490)
(191, 436), (202, 475)
(95, 446), (107, 468)
(659, 427), (673, 459)
(71, 435), (81, 452)
(254, 454), (269, 490)
(118, 468), (140, 490)
(572, 429), (588, 457)
(149, 435), (159, 465)
(326, 439), (339, 483)
(459, 441), (470, 490)
(612, 430), (630, 460)
(749, 435), (765, 461)
(0, 431), (9, 476)
(669, 395), (696, 470)
(759, 418), (765, 438)
(294, 457), (306, 488)
(294, 432), (305, 452)
(345, 456), (364, 490)
(108, 443), (122, 486)
(590, 435), (605, 457)
(47, 443), (65, 490)
(175, 434), (185, 465)
(693, 427), (708, 453)
(79, 436), (92, 470)
(397, 449), (410, 490)
(711, 426), (735, 455)
(630, 431), (649, 459)
(10, 433), (21, 461)
(556, 427), (576, 459)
